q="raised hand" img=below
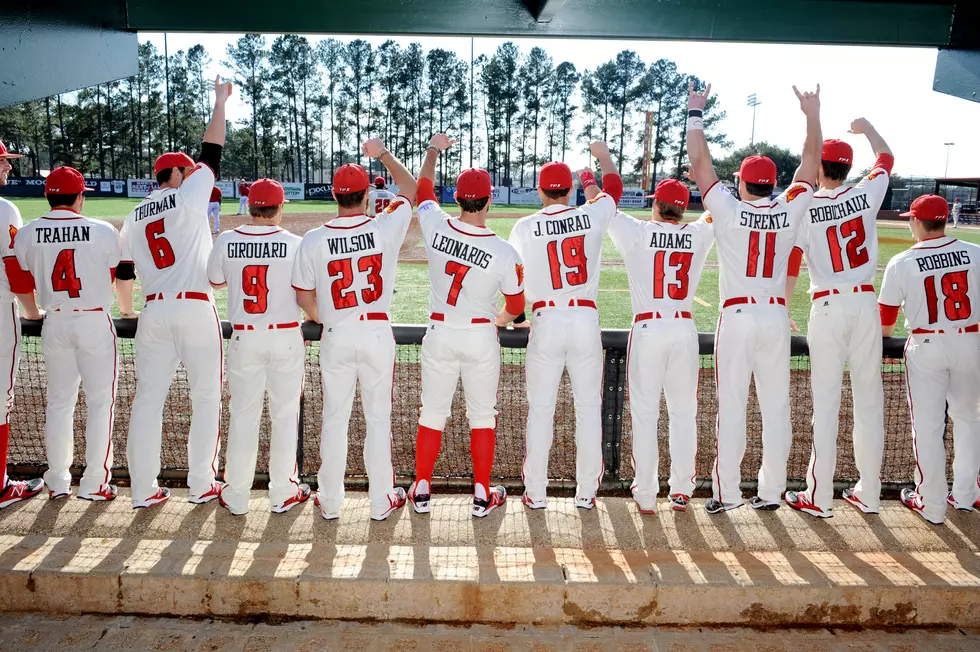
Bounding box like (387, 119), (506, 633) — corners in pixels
(792, 84), (820, 117)
(213, 76), (233, 104)
(362, 138), (387, 159)
(589, 141), (610, 159)
(684, 164), (697, 184)
(429, 133), (457, 151)
(848, 118), (873, 135)
(688, 80), (711, 112)
(576, 168), (595, 181)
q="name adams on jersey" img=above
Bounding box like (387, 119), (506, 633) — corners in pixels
(431, 232), (493, 269)
(132, 194), (178, 222)
(809, 194), (871, 224)
(33, 225), (90, 244)
(649, 231), (693, 250)
(531, 213), (592, 237)
(226, 241), (289, 259)
(916, 250), (971, 273)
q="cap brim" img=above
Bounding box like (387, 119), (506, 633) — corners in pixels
(899, 211), (914, 217)
(0, 154), (24, 159)
(644, 194), (657, 198)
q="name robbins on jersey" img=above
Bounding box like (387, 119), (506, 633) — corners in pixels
(916, 249), (971, 273)
(531, 213), (592, 237)
(327, 232), (376, 256)
(738, 210), (789, 230)
(648, 231), (692, 250)
(132, 194), (177, 222)
(227, 241), (289, 259)
(431, 233), (492, 269)
(34, 225), (90, 244)
(809, 194), (871, 224)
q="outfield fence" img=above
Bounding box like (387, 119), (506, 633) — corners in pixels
(7, 320), (937, 494)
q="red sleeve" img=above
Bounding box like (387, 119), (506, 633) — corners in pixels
(4, 258), (34, 294)
(879, 303), (900, 327)
(601, 173), (624, 205)
(788, 247), (803, 277)
(872, 153), (894, 175)
(110, 267), (117, 283)
(504, 291), (526, 316)
(417, 178), (439, 205)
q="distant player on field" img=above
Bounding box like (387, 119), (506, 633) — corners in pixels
(237, 179), (249, 215)
(368, 176), (395, 217)
(951, 197), (961, 228)
(208, 185), (222, 234)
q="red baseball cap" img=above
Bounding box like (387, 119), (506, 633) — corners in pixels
(738, 156), (777, 185)
(901, 194), (948, 221)
(538, 162), (573, 190)
(822, 139), (853, 165)
(248, 179), (288, 207)
(44, 167), (89, 195)
(456, 168), (493, 200)
(0, 141), (23, 159)
(374, 176), (385, 186)
(333, 164), (369, 194)
(647, 179), (690, 208)
(154, 152), (195, 174)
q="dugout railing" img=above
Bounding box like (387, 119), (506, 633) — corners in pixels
(7, 319), (931, 495)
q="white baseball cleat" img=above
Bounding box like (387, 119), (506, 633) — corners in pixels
(633, 496), (656, 515)
(0, 478), (44, 508)
(371, 487), (407, 521)
(472, 485), (506, 518)
(574, 495), (596, 510)
(49, 488), (73, 501)
(189, 481), (225, 504)
(521, 492), (547, 510)
(668, 494), (690, 512)
(749, 496), (780, 511)
(408, 480), (431, 515)
(704, 498), (742, 514)
(313, 492), (340, 521)
(133, 487), (171, 509)
(272, 483), (311, 514)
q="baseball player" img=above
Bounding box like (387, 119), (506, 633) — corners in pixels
(951, 198), (961, 228)
(407, 133), (525, 518)
(0, 140), (45, 508)
(509, 142), (622, 510)
(208, 179), (310, 515)
(237, 179), (249, 215)
(783, 120), (894, 518)
(879, 195), (980, 524)
(608, 179), (714, 514)
(14, 167), (121, 501)
(208, 185), (222, 234)
(686, 81), (822, 514)
(368, 176), (395, 217)
(292, 139), (417, 521)
(119, 76), (233, 509)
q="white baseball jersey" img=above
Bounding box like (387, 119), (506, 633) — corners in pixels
(120, 162), (215, 295)
(879, 236), (980, 331)
(952, 202), (962, 218)
(0, 197), (23, 302)
(608, 212), (714, 315)
(368, 189), (396, 217)
(292, 197), (413, 327)
(207, 225), (302, 326)
(703, 181), (813, 301)
(14, 210), (121, 312)
(795, 165), (889, 294)
(508, 193), (617, 305)
(418, 200), (523, 322)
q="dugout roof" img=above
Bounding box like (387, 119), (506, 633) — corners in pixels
(2, 0), (980, 107)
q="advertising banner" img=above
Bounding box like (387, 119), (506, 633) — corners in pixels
(127, 178), (159, 198)
(305, 183), (332, 200)
(508, 187), (541, 207)
(619, 189), (647, 208)
(215, 181), (236, 199)
(281, 182), (305, 201)
(0, 177), (47, 197)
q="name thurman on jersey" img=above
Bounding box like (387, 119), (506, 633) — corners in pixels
(739, 211), (789, 230)
(133, 194), (177, 221)
(916, 250), (971, 273)
(431, 233), (492, 269)
(327, 232), (375, 256)
(531, 213), (592, 237)
(809, 194), (870, 224)
(227, 241), (289, 259)
(35, 225), (90, 244)
(649, 232), (692, 249)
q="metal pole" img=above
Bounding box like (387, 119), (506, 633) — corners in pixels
(944, 142), (955, 177)
(164, 33), (173, 152)
(469, 37), (475, 168)
(751, 104), (756, 146)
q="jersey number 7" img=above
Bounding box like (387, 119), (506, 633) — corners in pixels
(546, 235), (587, 289)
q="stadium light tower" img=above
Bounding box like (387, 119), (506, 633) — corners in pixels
(944, 142), (955, 177)
(747, 94), (762, 146)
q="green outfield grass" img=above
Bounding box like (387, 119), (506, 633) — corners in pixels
(7, 197), (980, 338)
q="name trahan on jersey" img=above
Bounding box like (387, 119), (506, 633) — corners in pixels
(31, 224), (92, 244)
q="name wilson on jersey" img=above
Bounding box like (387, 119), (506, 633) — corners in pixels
(648, 232), (693, 250)
(531, 213), (592, 237)
(227, 241), (289, 259)
(132, 194), (178, 221)
(809, 194), (871, 224)
(327, 232), (376, 256)
(739, 211), (789, 230)
(34, 225), (90, 244)
(916, 249), (972, 273)
(431, 233), (493, 269)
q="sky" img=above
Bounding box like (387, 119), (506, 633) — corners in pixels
(143, 32), (980, 179)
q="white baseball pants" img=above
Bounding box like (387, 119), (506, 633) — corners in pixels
(238, 196), (248, 214)
(127, 298), (224, 503)
(318, 321), (397, 515)
(522, 307), (604, 501)
(0, 301), (19, 486)
(207, 202), (221, 233)
(42, 312), (118, 496)
(904, 332), (980, 522)
(628, 317), (699, 502)
(712, 301), (792, 504)
(802, 293), (884, 512)
(221, 328), (304, 513)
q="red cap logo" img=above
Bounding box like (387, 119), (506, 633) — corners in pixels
(248, 179), (288, 206)
(901, 194), (949, 221)
(44, 167), (89, 195)
(785, 185), (807, 202)
(649, 179), (690, 208)
(738, 156), (777, 185)
(456, 168), (493, 200)
(333, 164), (370, 194)
(821, 139), (853, 165)
(153, 152), (195, 174)
(538, 162), (573, 190)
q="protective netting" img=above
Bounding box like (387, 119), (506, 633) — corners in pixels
(6, 324), (946, 488)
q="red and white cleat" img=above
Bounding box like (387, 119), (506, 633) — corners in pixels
(133, 487), (171, 510)
(785, 491), (832, 518)
(313, 492), (340, 521)
(472, 486), (506, 518)
(842, 488), (879, 515)
(668, 494), (690, 512)
(522, 492), (547, 510)
(49, 487), (72, 501)
(900, 488), (943, 525)
(272, 484), (311, 514)
(371, 487), (407, 521)
(407, 480), (431, 515)
(189, 482), (225, 505)
(0, 478), (44, 509)
(78, 484), (118, 502)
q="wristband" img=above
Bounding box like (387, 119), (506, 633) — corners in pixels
(579, 170), (598, 189)
(513, 312), (527, 324)
(425, 145), (440, 155)
(687, 109), (704, 131)
(688, 109), (703, 117)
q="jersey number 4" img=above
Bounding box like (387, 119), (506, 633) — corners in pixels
(653, 250), (693, 299)
(328, 254), (383, 310)
(924, 271), (971, 324)
(546, 235), (587, 289)
(145, 219), (176, 269)
(826, 216), (869, 272)
(242, 265), (269, 314)
(51, 249), (82, 298)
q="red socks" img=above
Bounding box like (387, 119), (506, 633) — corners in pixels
(0, 424), (9, 487)
(414, 425), (442, 486)
(471, 428), (496, 496)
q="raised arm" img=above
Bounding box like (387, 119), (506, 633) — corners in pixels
(792, 84), (822, 185)
(420, 133), (455, 184)
(848, 118), (892, 158)
(580, 141), (623, 203)
(203, 76), (233, 147)
(686, 81), (719, 196)
(363, 138), (418, 205)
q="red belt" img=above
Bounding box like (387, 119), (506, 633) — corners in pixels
(145, 291), (210, 302)
(429, 312), (491, 324)
(233, 322), (300, 331)
(359, 313), (389, 321)
(52, 307), (103, 313)
(531, 299), (597, 312)
(634, 311), (693, 323)
(812, 284), (876, 301)
(722, 296), (786, 308)
(912, 324), (979, 335)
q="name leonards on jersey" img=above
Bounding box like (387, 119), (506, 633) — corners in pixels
(648, 231), (693, 250)
(738, 210), (789, 230)
(916, 249), (971, 273)
(531, 213), (592, 237)
(227, 241), (289, 259)
(133, 193), (177, 222)
(809, 194), (871, 224)
(35, 225), (90, 244)
(431, 233), (493, 269)
(327, 232), (376, 256)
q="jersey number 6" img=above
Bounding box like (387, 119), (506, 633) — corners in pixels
(145, 219), (176, 269)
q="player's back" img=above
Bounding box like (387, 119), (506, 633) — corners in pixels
(703, 181), (813, 302)
(210, 226), (302, 327)
(509, 194), (616, 306)
(0, 197), (23, 302)
(16, 211), (119, 312)
(293, 198), (412, 327)
(368, 189), (396, 216)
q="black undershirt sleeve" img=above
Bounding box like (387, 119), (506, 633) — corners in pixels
(198, 142), (223, 179)
(116, 261), (136, 281)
